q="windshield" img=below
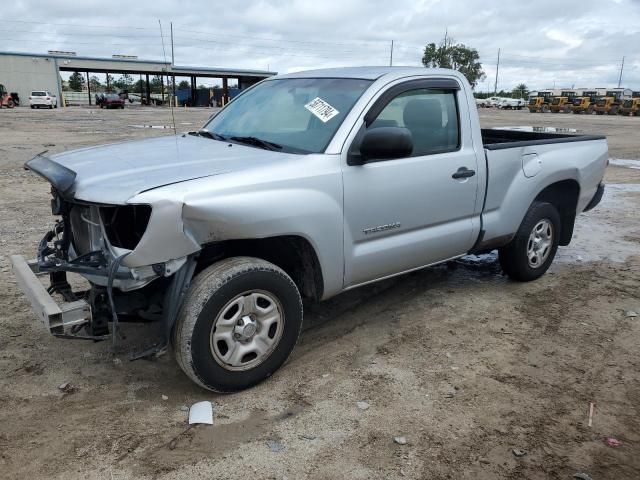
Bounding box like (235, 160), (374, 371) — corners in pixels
(106, 94), (120, 99)
(202, 78), (372, 154)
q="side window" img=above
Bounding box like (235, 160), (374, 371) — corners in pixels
(370, 89), (460, 157)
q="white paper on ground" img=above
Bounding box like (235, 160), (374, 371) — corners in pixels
(188, 401), (214, 425)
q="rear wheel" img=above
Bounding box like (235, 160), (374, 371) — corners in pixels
(499, 202), (561, 282)
(173, 257), (303, 392)
(7, 99), (14, 108)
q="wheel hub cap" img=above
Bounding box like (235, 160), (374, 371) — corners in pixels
(210, 290), (285, 371)
(235, 315), (257, 340)
(527, 219), (554, 268)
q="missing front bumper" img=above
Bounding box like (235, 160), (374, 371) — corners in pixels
(10, 255), (91, 334)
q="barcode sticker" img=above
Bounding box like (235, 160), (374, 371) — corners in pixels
(304, 97), (340, 123)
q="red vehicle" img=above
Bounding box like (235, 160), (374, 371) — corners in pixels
(96, 93), (125, 109)
(0, 84), (19, 108)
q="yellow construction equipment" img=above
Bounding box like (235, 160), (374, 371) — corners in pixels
(550, 90), (580, 113)
(594, 88), (632, 115)
(570, 90), (603, 114)
(528, 91), (554, 113)
(619, 91), (640, 116)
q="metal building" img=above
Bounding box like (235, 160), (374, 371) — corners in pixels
(0, 50), (276, 107)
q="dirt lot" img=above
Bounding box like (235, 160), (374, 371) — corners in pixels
(0, 106), (638, 480)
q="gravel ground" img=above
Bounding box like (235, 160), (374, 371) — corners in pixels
(0, 106), (639, 480)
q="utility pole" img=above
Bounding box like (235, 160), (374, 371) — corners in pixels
(170, 22), (175, 105)
(618, 56), (625, 88)
(494, 48), (500, 95)
(389, 40), (394, 67)
(170, 22), (175, 66)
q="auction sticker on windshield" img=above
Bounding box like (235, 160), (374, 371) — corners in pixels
(304, 97), (340, 123)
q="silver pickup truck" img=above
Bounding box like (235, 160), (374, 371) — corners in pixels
(11, 67), (607, 392)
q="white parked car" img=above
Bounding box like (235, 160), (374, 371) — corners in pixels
(29, 91), (58, 109)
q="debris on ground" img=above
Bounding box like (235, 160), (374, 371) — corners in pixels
(179, 405), (189, 412)
(161, 394), (168, 401)
(321, 373), (330, 378)
(512, 448), (527, 457)
(573, 473), (593, 480)
(625, 310), (638, 318)
(357, 401), (370, 411)
(188, 401), (214, 425)
(58, 382), (76, 394)
(267, 439), (285, 452)
(394, 436), (407, 445)
(604, 437), (622, 447)
(588, 402), (595, 427)
(299, 434), (317, 440)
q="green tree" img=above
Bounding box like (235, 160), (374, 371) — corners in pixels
(512, 83), (529, 99)
(88, 75), (102, 92)
(68, 71), (85, 92)
(177, 80), (190, 90)
(422, 37), (485, 88)
(134, 79), (146, 94)
(115, 73), (134, 91)
(150, 75), (164, 93)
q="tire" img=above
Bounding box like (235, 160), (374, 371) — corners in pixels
(7, 99), (14, 108)
(30, 105), (34, 109)
(499, 202), (561, 282)
(173, 257), (303, 392)
(609, 106), (618, 115)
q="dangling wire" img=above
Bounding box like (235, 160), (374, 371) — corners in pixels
(107, 252), (130, 346)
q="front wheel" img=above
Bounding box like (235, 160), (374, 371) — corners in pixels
(173, 257), (303, 392)
(499, 202), (561, 282)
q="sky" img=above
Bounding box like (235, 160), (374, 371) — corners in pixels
(3, 0), (640, 92)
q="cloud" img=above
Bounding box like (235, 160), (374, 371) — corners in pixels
(1, 0), (639, 91)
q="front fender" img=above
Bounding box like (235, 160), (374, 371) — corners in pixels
(182, 187), (344, 298)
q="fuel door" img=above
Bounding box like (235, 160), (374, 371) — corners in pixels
(522, 153), (542, 178)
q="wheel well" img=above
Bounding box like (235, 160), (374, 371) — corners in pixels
(196, 236), (324, 300)
(534, 180), (580, 246)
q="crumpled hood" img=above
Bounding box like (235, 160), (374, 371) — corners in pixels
(41, 134), (287, 204)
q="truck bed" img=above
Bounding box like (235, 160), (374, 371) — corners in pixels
(482, 128), (605, 150)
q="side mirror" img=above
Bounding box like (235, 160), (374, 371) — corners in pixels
(350, 127), (413, 165)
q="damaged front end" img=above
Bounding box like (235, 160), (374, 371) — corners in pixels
(11, 154), (197, 352)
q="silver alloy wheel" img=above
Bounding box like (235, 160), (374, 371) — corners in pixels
(527, 219), (554, 268)
(210, 290), (285, 371)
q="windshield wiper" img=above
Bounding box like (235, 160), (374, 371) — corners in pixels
(195, 130), (227, 141)
(229, 136), (283, 151)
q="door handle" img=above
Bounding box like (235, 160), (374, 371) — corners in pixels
(452, 167), (476, 179)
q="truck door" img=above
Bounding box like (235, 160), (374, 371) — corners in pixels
(342, 79), (481, 287)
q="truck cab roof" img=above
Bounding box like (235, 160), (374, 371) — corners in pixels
(276, 66), (464, 81)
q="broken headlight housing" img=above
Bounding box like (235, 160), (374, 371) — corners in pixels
(99, 204), (152, 250)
